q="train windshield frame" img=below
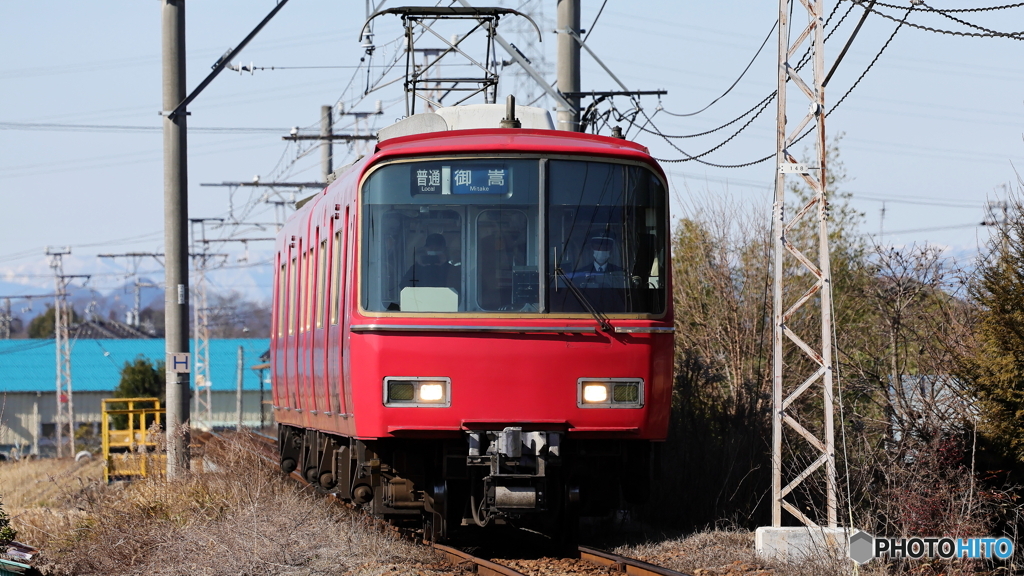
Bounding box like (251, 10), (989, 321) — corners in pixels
(359, 155), (667, 316)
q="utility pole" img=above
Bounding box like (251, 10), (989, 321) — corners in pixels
(556, 0), (580, 131)
(770, 0), (837, 529)
(97, 252), (165, 328)
(46, 247), (88, 458)
(0, 298), (10, 339)
(236, 345), (244, 431)
(32, 392), (40, 456)
(162, 0), (190, 477)
(0, 294), (58, 340)
(159, 0), (290, 473)
(320, 105), (333, 183)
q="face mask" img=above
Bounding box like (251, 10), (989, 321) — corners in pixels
(593, 250), (611, 265)
(426, 250), (442, 257)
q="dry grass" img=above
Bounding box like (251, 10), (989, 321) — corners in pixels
(0, 456), (103, 509)
(0, 455), (104, 550)
(1, 438), (445, 576)
(613, 529), (868, 576)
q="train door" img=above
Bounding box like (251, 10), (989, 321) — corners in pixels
(313, 220), (329, 416)
(301, 236), (315, 423)
(286, 241), (300, 411)
(272, 251), (285, 409)
(328, 207), (349, 424)
(342, 207), (356, 416)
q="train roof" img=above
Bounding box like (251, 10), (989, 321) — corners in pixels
(281, 104), (662, 227)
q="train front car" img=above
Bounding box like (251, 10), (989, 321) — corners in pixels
(274, 104), (673, 540)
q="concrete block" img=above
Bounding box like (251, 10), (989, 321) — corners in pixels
(755, 526), (850, 561)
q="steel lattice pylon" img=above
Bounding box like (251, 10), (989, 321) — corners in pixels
(192, 258), (213, 431)
(771, 0), (838, 528)
(47, 247), (81, 458)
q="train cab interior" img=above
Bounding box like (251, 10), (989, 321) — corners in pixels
(361, 157), (667, 316)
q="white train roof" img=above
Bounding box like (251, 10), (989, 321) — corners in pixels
(377, 103), (555, 142)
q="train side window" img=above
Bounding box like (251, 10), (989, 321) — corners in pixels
(277, 261), (286, 337)
(305, 248), (314, 332)
(316, 239), (327, 329)
(288, 256), (297, 335)
(330, 229), (342, 325)
(299, 250), (307, 333)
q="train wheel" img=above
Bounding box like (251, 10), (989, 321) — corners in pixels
(424, 480), (448, 542)
(281, 457), (297, 474)
(305, 466), (319, 485)
(556, 483), (581, 552)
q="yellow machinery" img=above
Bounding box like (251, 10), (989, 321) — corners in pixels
(101, 397), (166, 482)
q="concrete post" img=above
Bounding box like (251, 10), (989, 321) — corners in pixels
(556, 0), (580, 131)
(162, 0), (190, 477)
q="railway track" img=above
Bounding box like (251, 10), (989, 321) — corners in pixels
(206, 430), (692, 576)
(433, 543), (693, 576)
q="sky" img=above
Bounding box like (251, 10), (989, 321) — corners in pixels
(1, 0), (1022, 305)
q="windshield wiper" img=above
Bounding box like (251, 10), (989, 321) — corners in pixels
(553, 266), (613, 332)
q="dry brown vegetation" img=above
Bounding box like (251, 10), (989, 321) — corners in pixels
(2, 439), (448, 576)
(612, 530), (852, 576)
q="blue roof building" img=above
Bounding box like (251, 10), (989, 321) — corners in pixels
(0, 338), (270, 393)
(0, 339), (274, 454)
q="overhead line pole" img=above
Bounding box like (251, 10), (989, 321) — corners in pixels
(556, 0), (580, 131)
(321, 105), (333, 183)
(771, 0), (837, 528)
(162, 0), (291, 476)
(46, 247), (89, 458)
(0, 293), (59, 339)
(162, 0), (190, 477)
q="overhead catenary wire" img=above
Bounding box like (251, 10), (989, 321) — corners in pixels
(846, 0), (1024, 39)
(861, 0), (1024, 12)
(651, 4), (913, 167)
(644, 0), (853, 141)
(920, 1), (1024, 37)
(582, 0), (608, 43)
(658, 19), (778, 118)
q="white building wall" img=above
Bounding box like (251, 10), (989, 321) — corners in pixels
(0, 390), (275, 452)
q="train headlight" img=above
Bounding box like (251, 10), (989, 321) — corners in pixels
(578, 378), (644, 408)
(583, 383), (608, 403)
(418, 383), (445, 402)
(384, 377), (450, 407)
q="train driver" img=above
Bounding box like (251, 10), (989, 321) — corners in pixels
(585, 236), (622, 273)
(568, 236), (626, 291)
(400, 233), (460, 292)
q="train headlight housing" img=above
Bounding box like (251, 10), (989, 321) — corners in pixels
(384, 377), (450, 407)
(578, 378), (644, 408)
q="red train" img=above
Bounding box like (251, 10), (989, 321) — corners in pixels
(271, 101), (673, 539)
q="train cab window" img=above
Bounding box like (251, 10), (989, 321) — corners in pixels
(361, 158), (538, 313)
(546, 160), (667, 315)
(360, 157), (665, 315)
(476, 210), (532, 311)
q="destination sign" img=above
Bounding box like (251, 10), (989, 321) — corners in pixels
(412, 164), (510, 195)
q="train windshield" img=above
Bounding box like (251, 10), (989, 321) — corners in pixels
(360, 157), (666, 315)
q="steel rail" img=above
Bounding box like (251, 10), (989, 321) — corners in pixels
(579, 546), (693, 576)
(432, 544), (530, 576)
